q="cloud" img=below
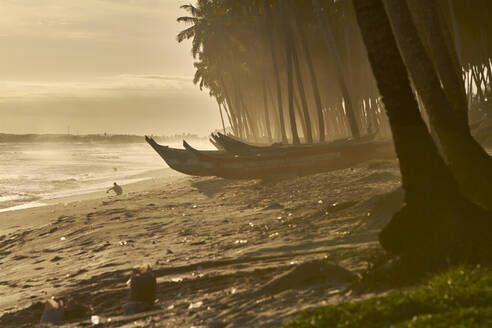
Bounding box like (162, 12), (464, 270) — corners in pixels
(0, 1), (221, 135)
(0, 74), (220, 135)
(0, 74), (199, 102)
(0, 0), (195, 80)
(0, 0), (183, 41)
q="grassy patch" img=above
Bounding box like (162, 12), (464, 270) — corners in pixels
(281, 265), (492, 328)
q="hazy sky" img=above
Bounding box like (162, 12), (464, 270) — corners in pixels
(0, 0), (220, 135)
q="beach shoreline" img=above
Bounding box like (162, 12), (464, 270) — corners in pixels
(0, 159), (402, 327)
(0, 168), (184, 235)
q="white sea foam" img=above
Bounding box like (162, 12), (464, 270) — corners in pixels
(0, 142), (173, 212)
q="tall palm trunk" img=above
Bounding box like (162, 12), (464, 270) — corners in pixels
(220, 76), (240, 137)
(353, 0), (492, 266)
(285, 33), (301, 145)
(291, 40), (314, 143)
(267, 86), (282, 141)
(294, 87), (308, 139)
(262, 77), (273, 142)
(285, 2), (313, 143)
(312, 0), (361, 139)
(291, 12), (326, 142)
(282, 4), (301, 145)
(264, 2), (288, 144)
(238, 90), (259, 142)
(217, 100), (226, 134)
(238, 90), (257, 141)
(221, 101), (234, 134)
(411, 0), (468, 126)
(447, 0), (463, 65)
(385, 0), (492, 211)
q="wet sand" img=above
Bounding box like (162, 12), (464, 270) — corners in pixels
(0, 160), (403, 327)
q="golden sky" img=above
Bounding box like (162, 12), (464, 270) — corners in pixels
(0, 0), (220, 135)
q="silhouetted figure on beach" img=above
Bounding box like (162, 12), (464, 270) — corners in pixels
(107, 182), (123, 196)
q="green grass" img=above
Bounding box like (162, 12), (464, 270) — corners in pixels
(282, 265), (492, 328)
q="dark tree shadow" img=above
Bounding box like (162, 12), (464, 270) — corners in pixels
(191, 178), (237, 198)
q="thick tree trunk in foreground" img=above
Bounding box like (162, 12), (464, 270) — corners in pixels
(353, 0), (492, 266)
(385, 0), (492, 211)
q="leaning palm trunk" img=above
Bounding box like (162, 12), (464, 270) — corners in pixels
(312, 0), (361, 139)
(352, 0), (492, 267)
(410, 0), (468, 126)
(446, 0), (463, 65)
(385, 0), (492, 211)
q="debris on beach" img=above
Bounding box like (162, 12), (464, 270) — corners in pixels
(124, 264), (156, 315)
(188, 301), (203, 310)
(40, 299), (64, 324)
(39, 297), (92, 325)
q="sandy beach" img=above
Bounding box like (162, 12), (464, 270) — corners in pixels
(0, 160), (403, 327)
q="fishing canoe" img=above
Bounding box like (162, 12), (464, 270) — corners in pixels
(145, 136), (229, 176)
(209, 137), (225, 151)
(211, 132), (376, 155)
(183, 139), (395, 179)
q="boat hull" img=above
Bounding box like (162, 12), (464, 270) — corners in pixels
(211, 132), (376, 155)
(145, 137), (215, 176)
(183, 139), (396, 179)
(146, 136), (395, 180)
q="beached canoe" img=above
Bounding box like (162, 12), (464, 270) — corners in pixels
(182, 139), (395, 179)
(211, 132), (377, 155)
(209, 137), (225, 151)
(146, 136), (224, 176)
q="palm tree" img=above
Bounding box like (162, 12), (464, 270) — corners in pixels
(409, 0), (468, 126)
(176, 0), (395, 144)
(263, 1), (290, 143)
(261, 77), (273, 142)
(384, 0), (492, 211)
(290, 0), (326, 142)
(312, 0), (361, 139)
(283, 3), (301, 145)
(352, 0), (492, 267)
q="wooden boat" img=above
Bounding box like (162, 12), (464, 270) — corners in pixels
(208, 137), (225, 151)
(210, 132), (283, 154)
(145, 136), (228, 176)
(211, 132), (376, 155)
(182, 139), (395, 179)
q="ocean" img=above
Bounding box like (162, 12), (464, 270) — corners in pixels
(0, 142), (182, 212)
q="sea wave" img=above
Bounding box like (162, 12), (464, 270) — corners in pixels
(0, 142), (166, 212)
